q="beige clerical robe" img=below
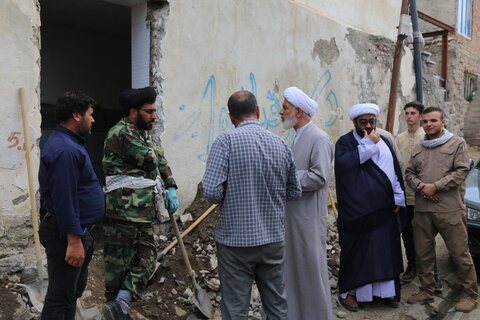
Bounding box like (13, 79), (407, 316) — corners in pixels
(284, 123), (334, 320)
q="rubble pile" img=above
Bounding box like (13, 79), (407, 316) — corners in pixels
(129, 188), (342, 319)
(0, 184), (343, 320)
(0, 259), (41, 320)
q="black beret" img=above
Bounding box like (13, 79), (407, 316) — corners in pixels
(119, 87), (157, 111)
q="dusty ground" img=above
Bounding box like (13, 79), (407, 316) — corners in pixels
(80, 184), (220, 320)
(3, 145), (480, 320)
(330, 236), (480, 320)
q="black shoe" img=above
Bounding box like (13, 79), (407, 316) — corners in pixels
(382, 298), (399, 308)
(103, 300), (131, 320)
(401, 265), (416, 283)
(434, 273), (443, 293)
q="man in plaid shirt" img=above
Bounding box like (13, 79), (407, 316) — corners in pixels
(203, 90), (301, 320)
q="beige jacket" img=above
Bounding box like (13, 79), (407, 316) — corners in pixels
(405, 135), (469, 213)
(396, 127), (425, 205)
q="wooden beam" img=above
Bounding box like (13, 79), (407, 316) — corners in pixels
(418, 11), (455, 32)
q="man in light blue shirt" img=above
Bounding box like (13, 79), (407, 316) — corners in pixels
(202, 90), (301, 320)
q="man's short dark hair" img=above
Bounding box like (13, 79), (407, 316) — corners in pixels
(55, 91), (97, 123)
(404, 101), (425, 114)
(119, 87), (157, 116)
(227, 91), (257, 119)
(423, 106), (444, 119)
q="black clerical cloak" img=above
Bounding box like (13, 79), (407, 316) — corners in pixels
(335, 131), (405, 295)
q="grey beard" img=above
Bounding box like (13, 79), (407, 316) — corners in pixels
(281, 117), (297, 130)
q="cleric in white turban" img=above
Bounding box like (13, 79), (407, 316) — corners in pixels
(349, 103), (379, 120)
(335, 101), (406, 312)
(283, 87), (318, 117)
(281, 86), (335, 320)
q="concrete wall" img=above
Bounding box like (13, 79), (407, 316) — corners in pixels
(0, 0), (41, 255)
(417, 0), (456, 32)
(152, 0), (416, 210)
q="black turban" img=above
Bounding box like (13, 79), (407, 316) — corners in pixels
(119, 87), (157, 111)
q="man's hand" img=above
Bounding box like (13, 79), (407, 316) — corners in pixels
(65, 234), (85, 267)
(393, 205), (400, 213)
(417, 182), (441, 203)
(364, 129), (380, 144)
(429, 194), (442, 203)
(418, 182), (437, 197)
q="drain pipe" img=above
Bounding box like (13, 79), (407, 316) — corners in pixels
(410, 0), (424, 103)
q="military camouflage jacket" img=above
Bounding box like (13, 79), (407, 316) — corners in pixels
(103, 117), (177, 222)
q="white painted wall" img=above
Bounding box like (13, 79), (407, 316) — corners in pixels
(293, 0), (402, 40)
(0, 0), (41, 250)
(157, 0), (416, 210)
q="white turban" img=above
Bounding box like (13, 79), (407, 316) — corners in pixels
(283, 87), (318, 116)
(349, 103), (379, 120)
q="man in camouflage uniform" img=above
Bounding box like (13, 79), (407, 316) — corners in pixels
(102, 87), (179, 320)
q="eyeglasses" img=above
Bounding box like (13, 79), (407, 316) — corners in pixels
(357, 119), (376, 126)
(140, 108), (157, 115)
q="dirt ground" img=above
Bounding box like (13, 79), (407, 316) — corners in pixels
(75, 143), (480, 320)
(3, 145), (480, 320)
(82, 184), (220, 320)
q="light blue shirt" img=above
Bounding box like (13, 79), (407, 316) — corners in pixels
(202, 120), (301, 247)
(353, 130), (405, 207)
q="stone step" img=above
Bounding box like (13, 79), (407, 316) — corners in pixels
(464, 131), (480, 136)
(466, 138), (480, 147)
(464, 120), (480, 127)
(464, 116), (479, 121)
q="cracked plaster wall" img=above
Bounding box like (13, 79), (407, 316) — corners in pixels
(150, 0), (417, 209)
(0, 0), (41, 257)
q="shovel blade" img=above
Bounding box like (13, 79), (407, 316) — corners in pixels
(192, 285), (213, 319)
(25, 279), (48, 312)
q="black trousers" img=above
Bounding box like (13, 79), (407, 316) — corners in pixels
(39, 214), (94, 320)
(402, 205), (416, 267)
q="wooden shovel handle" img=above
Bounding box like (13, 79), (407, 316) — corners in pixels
(169, 211), (198, 285)
(160, 204), (217, 257)
(19, 88), (42, 263)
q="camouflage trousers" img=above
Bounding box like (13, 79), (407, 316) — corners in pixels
(103, 218), (157, 301)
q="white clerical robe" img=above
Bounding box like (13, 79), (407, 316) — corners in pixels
(284, 122), (334, 320)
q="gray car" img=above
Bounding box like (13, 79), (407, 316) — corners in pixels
(465, 160), (480, 271)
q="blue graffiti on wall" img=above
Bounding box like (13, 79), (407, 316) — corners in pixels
(173, 70), (340, 162)
(311, 70), (340, 127)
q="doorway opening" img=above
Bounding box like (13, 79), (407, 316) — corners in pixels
(39, 0), (132, 181)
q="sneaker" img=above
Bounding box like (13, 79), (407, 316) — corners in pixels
(434, 273), (443, 293)
(339, 294), (358, 312)
(103, 300), (132, 320)
(401, 265), (416, 283)
(455, 296), (478, 313)
(407, 291), (434, 304)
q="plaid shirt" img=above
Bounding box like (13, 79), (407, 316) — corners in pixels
(202, 120), (301, 247)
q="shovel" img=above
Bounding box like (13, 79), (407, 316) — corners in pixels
(168, 211), (213, 318)
(19, 88), (48, 311)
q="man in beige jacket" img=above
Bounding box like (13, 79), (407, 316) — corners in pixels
(405, 107), (478, 312)
(396, 101), (425, 283)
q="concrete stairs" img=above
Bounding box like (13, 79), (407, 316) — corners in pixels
(421, 50), (448, 103)
(464, 93), (480, 146)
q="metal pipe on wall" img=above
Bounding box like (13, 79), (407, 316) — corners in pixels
(409, 0), (424, 103)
